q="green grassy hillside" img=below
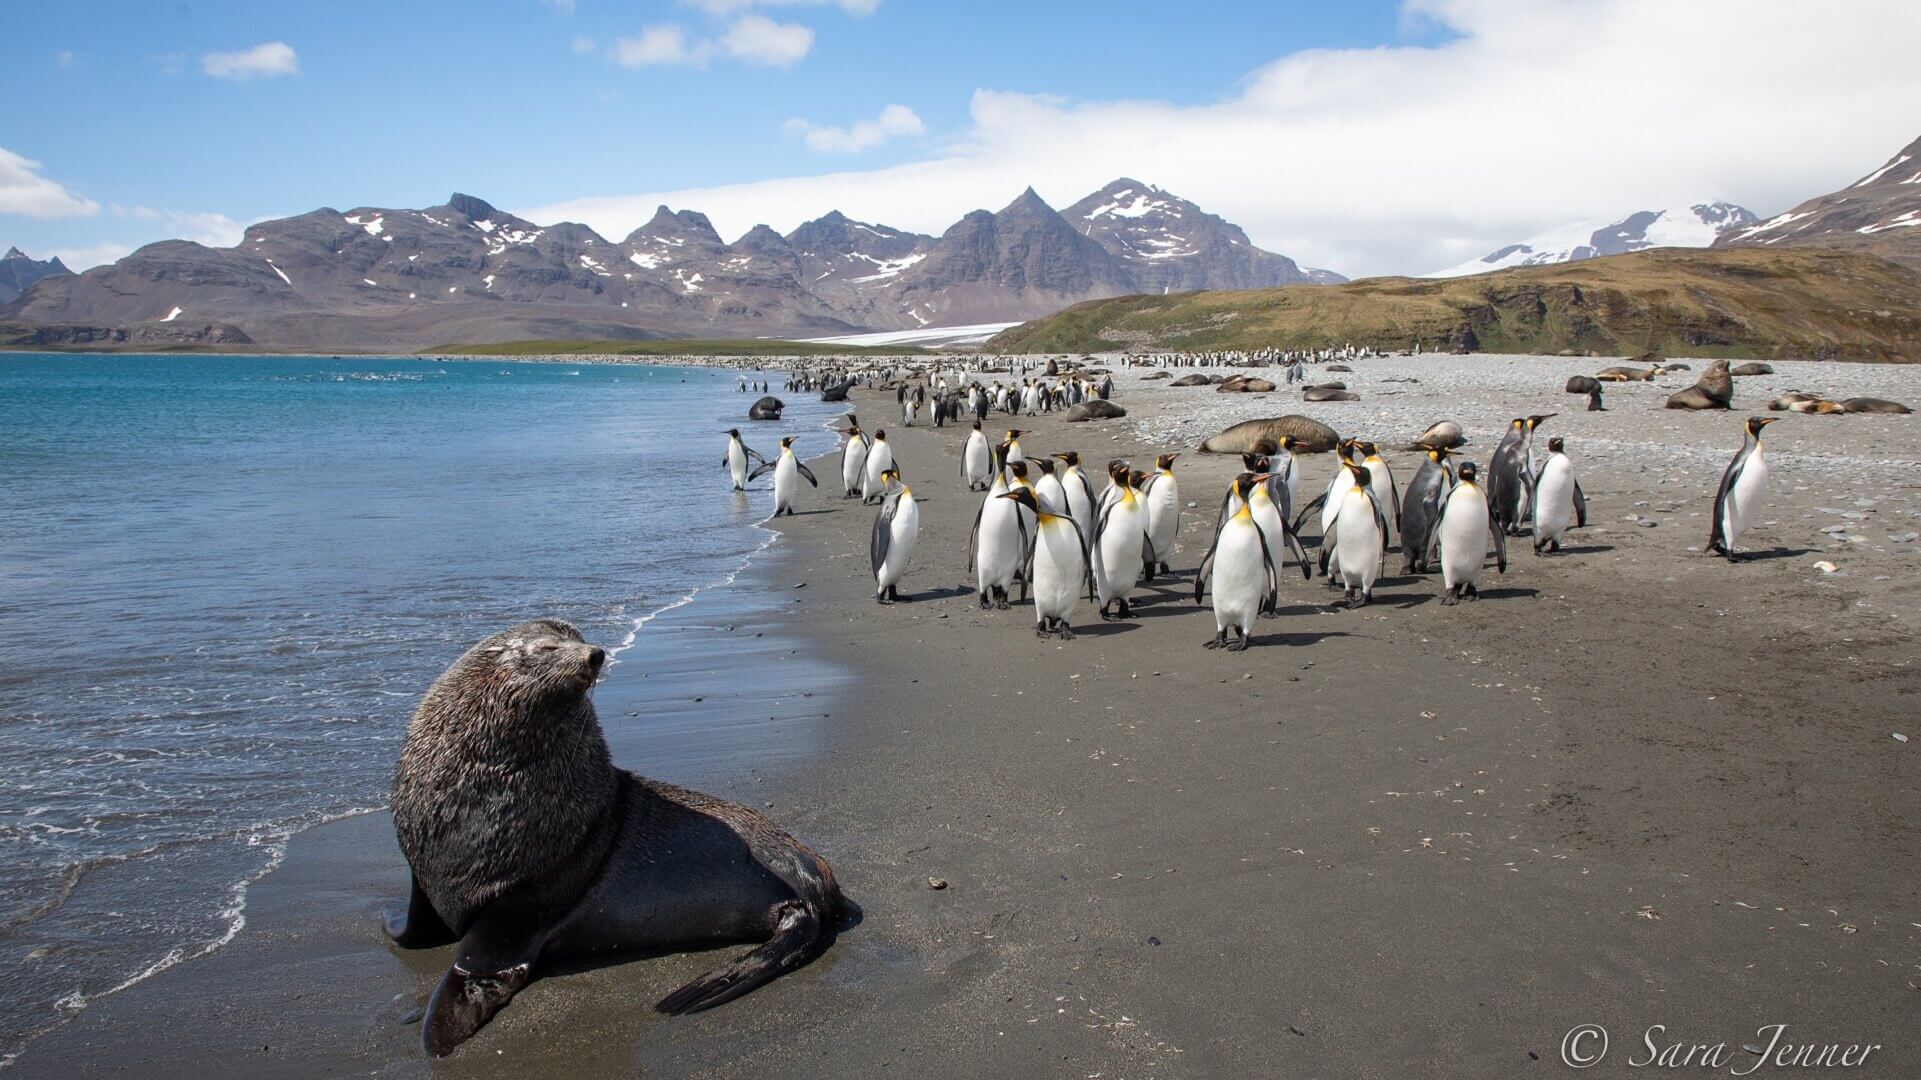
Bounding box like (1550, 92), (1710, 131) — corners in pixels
(989, 247), (1921, 362)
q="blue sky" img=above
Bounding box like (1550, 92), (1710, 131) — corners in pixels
(5, 1), (1919, 277)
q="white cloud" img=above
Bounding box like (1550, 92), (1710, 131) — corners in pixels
(0, 147), (99, 219)
(571, 35), (597, 54)
(109, 205), (248, 248)
(45, 241), (134, 271)
(201, 41), (300, 81)
(684, 0), (879, 14)
(543, 0), (576, 12)
(529, 0), (1921, 277)
(55, 50), (76, 68)
(612, 25), (712, 68)
(720, 15), (812, 67)
(610, 15), (811, 70)
(785, 104), (923, 154)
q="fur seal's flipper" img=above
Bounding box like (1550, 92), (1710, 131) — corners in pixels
(424, 897), (548, 1056)
(656, 899), (820, 1015)
(385, 872), (457, 948)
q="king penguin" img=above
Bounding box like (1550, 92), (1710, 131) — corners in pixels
(968, 444), (1028, 609)
(1195, 473), (1279, 650)
(999, 487), (1090, 639)
(1090, 460), (1147, 620)
(1054, 451), (1097, 542)
(723, 428), (766, 492)
(862, 429), (896, 505)
(748, 435), (817, 517)
(1437, 461), (1505, 603)
(1399, 447), (1456, 574)
(1322, 461), (1389, 608)
(1531, 436), (1587, 554)
(840, 419), (870, 499)
(1140, 453), (1181, 580)
(1707, 416), (1777, 562)
(871, 468), (919, 603)
(962, 421), (992, 491)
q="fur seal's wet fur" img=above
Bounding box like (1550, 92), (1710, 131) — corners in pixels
(388, 620), (845, 1056)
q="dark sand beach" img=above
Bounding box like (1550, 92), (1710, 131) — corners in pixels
(15, 360), (1920, 1078)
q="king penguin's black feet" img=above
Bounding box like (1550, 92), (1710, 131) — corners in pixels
(1440, 589), (1459, 606)
(1203, 630), (1228, 649)
(1056, 621), (1075, 641)
(1226, 629), (1249, 652)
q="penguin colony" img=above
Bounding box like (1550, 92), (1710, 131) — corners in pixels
(727, 380), (1786, 648)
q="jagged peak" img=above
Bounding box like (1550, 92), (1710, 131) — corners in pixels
(4, 246), (27, 260)
(1000, 186), (1056, 216)
(444, 193), (499, 220)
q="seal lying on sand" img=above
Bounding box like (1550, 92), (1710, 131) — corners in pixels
(388, 620), (845, 1056)
(1199, 415), (1340, 454)
(1842, 397), (1913, 414)
(1408, 420), (1466, 450)
(1303, 386), (1360, 402)
(1596, 366), (1657, 382)
(1064, 400), (1127, 422)
(1730, 362), (1774, 376)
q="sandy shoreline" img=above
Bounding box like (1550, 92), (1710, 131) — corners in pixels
(13, 356), (1919, 1078)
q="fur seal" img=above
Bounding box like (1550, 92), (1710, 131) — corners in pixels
(1596, 366), (1656, 382)
(1789, 399), (1846, 414)
(1409, 420), (1466, 450)
(1842, 396), (1913, 415)
(1140, 371), (1171, 380)
(388, 620), (845, 1056)
(1665, 360), (1733, 410)
(1170, 374), (1212, 386)
(1303, 386), (1360, 402)
(1217, 376), (1276, 393)
(1565, 375), (1601, 395)
(1729, 362), (1774, 376)
(748, 395), (786, 420)
(1200, 415), (1339, 455)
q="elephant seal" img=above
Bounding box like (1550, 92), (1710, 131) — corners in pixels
(1170, 373), (1211, 386)
(1199, 415), (1339, 455)
(1217, 375), (1276, 393)
(1326, 364), (1353, 373)
(1842, 396), (1913, 414)
(1303, 386), (1360, 402)
(1064, 400), (1127, 422)
(748, 395), (785, 420)
(1730, 362), (1774, 376)
(1306, 381), (1347, 391)
(1769, 392), (1817, 411)
(1140, 371), (1171, 380)
(819, 379), (853, 403)
(1408, 420), (1466, 450)
(1565, 375), (1601, 395)
(388, 620), (845, 1056)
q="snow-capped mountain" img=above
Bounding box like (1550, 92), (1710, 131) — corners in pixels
(1430, 202), (1758, 278)
(0, 247), (72, 305)
(2, 182), (1338, 350)
(1064, 179), (1341, 292)
(1715, 135), (1921, 270)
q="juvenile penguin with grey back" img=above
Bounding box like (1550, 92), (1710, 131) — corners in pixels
(388, 620), (845, 1056)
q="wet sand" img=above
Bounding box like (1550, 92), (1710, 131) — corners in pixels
(15, 356), (1920, 1078)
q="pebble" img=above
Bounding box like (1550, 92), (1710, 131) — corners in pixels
(1813, 560), (1839, 574)
(927, 876), (948, 890)
(1894, 733), (1909, 743)
(1637, 519), (1658, 528)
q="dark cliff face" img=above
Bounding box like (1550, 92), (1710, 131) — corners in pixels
(4, 181), (1337, 347)
(1716, 135), (1921, 270)
(0, 247), (74, 305)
